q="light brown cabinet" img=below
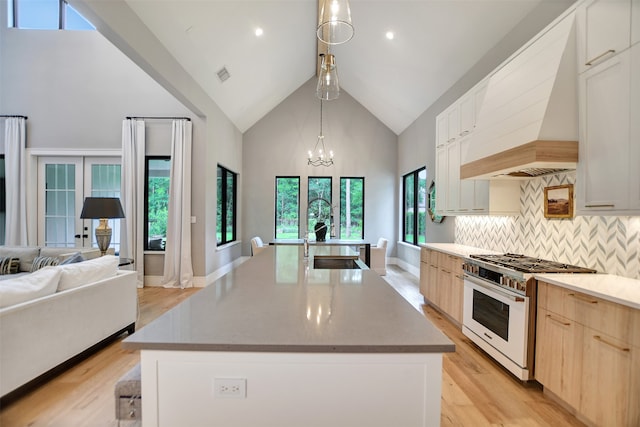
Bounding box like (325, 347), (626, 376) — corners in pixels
(536, 281), (640, 426)
(419, 248), (464, 324)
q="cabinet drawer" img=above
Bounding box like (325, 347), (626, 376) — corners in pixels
(420, 248), (429, 263)
(539, 281), (640, 346)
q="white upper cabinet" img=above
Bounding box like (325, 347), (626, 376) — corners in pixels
(436, 114), (448, 148)
(458, 94), (474, 138)
(472, 80), (488, 131)
(446, 105), (460, 144)
(630, 43), (640, 210)
(435, 145), (448, 215)
(445, 140), (460, 213)
(577, 48), (631, 213)
(577, 0), (631, 73)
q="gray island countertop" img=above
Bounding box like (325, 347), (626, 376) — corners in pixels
(123, 245), (454, 354)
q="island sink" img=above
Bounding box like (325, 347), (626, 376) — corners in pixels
(312, 257), (363, 269)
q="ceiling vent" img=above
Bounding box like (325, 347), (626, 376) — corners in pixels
(216, 66), (231, 83)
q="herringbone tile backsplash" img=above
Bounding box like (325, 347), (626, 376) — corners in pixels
(455, 172), (640, 280)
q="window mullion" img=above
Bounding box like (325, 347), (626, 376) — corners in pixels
(59, 0), (64, 29)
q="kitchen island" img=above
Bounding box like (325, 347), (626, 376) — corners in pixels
(123, 245), (454, 427)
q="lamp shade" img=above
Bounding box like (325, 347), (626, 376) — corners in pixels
(80, 197), (125, 219)
(316, 53), (340, 101)
(317, 0), (354, 45)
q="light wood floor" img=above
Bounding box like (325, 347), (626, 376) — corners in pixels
(0, 266), (585, 426)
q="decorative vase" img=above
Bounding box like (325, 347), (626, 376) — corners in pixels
(314, 221), (327, 242)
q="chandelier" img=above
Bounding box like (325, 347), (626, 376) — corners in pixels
(308, 100), (334, 167)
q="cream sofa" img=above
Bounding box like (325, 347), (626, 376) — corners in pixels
(0, 254), (137, 398)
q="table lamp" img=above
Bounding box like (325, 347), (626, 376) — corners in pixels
(80, 197), (125, 256)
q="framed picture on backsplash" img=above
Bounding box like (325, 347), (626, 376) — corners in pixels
(544, 184), (573, 219)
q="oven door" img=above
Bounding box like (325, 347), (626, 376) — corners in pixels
(463, 274), (529, 368)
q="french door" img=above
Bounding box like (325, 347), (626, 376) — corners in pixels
(37, 156), (121, 251)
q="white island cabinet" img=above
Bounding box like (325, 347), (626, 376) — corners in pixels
(123, 245), (454, 427)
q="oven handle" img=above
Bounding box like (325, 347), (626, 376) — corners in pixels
(464, 274), (526, 303)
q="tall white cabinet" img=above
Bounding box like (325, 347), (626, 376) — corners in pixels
(576, 0), (632, 72)
(576, 0), (640, 214)
(577, 50), (631, 211)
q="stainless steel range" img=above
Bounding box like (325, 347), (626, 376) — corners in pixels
(461, 254), (596, 381)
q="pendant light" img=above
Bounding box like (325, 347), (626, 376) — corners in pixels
(316, 53), (340, 101)
(308, 100), (334, 167)
(317, 0), (354, 45)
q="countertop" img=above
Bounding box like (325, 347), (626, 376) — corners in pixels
(123, 245), (455, 353)
(535, 273), (640, 310)
(420, 243), (501, 258)
(422, 243), (640, 309)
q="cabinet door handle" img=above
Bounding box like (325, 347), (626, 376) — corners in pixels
(472, 208), (484, 211)
(584, 203), (615, 208)
(567, 293), (598, 304)
(585, 49), (616, 66)
(459, 130), (470, 137)
(593, 335), (630, 352)
(447, 137), (456, 143)
(458, 208), (469, 211)
(546, 314), (570, 326)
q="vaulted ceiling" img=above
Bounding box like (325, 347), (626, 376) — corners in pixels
(72, 0), (573, 135)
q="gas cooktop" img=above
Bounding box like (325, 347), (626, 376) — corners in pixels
(469, 253), (597, 274)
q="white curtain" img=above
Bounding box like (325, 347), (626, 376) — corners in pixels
(162, 120), (193, 289)
(4, 118), (28, 246)
(120, 119), (145, 287)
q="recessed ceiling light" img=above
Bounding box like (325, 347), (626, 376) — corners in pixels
(385, 31), (394, 40)
(255, 27), (264, 37)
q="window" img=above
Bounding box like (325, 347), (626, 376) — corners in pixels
(403, 168), (427, 245)
(307, 177), (332, 236)
(0, 155), (5, 245)
(340, 177), (364, 240)
(145, 157), (170, 251)
(275, 177), (300, 239)
(217, 165), (237, 245)
(8, 0), (94, 30)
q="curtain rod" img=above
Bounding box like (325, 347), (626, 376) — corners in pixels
(0, 115), (28, 119)
(126, 116), (191, 121)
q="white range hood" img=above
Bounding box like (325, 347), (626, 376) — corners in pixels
(461, 12), (579, 180)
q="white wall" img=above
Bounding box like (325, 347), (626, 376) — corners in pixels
(242, 78), (397, 256)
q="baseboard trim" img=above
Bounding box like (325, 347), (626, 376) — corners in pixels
(393, 257), (419, 278)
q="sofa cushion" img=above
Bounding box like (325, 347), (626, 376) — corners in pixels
(56, 255), (119, 291)
(31, 256), (61, 272)
(0, 247), (41, 273)
(0, 257), (20, 275)
(60, 252), (84, 265)
(0, 267), (62, 308)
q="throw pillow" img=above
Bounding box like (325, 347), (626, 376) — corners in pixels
(60, 252), (84, 265)
(0, 247), (41, 273)
(0, 267), (62, 308)
(0, 257), (20, 275)
(31, 256), (60, 272)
